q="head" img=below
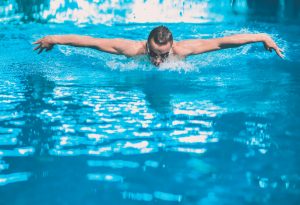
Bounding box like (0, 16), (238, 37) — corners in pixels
(147, 26), (173, 66)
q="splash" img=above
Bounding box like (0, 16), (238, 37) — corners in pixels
(51, 28), (288, 73)
(105, 55), (197, 73)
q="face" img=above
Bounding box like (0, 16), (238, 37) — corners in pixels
(147, 38), (172, 66)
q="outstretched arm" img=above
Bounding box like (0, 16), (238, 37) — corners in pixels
(33, 35), (143, 57)
(176, 33), (284, 58)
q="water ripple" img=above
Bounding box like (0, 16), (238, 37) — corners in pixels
(0, 172), (31, 186)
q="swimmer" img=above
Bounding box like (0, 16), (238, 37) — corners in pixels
(33, 25), (284, 66)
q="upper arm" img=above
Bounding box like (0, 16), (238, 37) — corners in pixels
(175, 39), (221, 57)
(93, 38), (143, 57)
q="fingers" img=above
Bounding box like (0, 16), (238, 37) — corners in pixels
(32, 39), (42, 44)
(275, 48), (284, 58)
(274, 45), (284, 58)
(33, 44), (53, 54)
(264, 38), (284, 59)
(38, 47), (45, 54)
(34, 44), (41, 50)
(265, 44), (285, 58)
(45, 47), (52, 52)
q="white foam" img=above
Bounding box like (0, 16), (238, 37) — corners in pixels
(104, 54), (197, 73)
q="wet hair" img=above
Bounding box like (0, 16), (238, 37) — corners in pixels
(147, 25), (173, 45)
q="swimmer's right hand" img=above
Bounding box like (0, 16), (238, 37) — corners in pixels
(33, 36), (55, 54)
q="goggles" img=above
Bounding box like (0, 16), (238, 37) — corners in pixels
(146, 42), (170, 61)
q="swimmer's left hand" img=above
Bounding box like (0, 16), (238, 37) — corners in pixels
(262, 34), (284, 58)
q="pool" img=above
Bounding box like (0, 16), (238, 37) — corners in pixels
(0, 1), (300, 205)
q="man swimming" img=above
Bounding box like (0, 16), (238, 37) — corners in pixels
(33, 25), (283, 66)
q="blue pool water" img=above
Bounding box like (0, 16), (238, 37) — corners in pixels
(0, 1), (300, 205)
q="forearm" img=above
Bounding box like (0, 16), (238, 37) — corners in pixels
(51, 35), (98, 48)
(216, 33), (267, 49)
(50, 34), (123, 54)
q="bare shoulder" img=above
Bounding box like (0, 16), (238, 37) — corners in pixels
(115, 39), (146, 57)
(134, 41), (147, 56)
(172, 40), (203, 57)
(173, 39), (217, 57)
